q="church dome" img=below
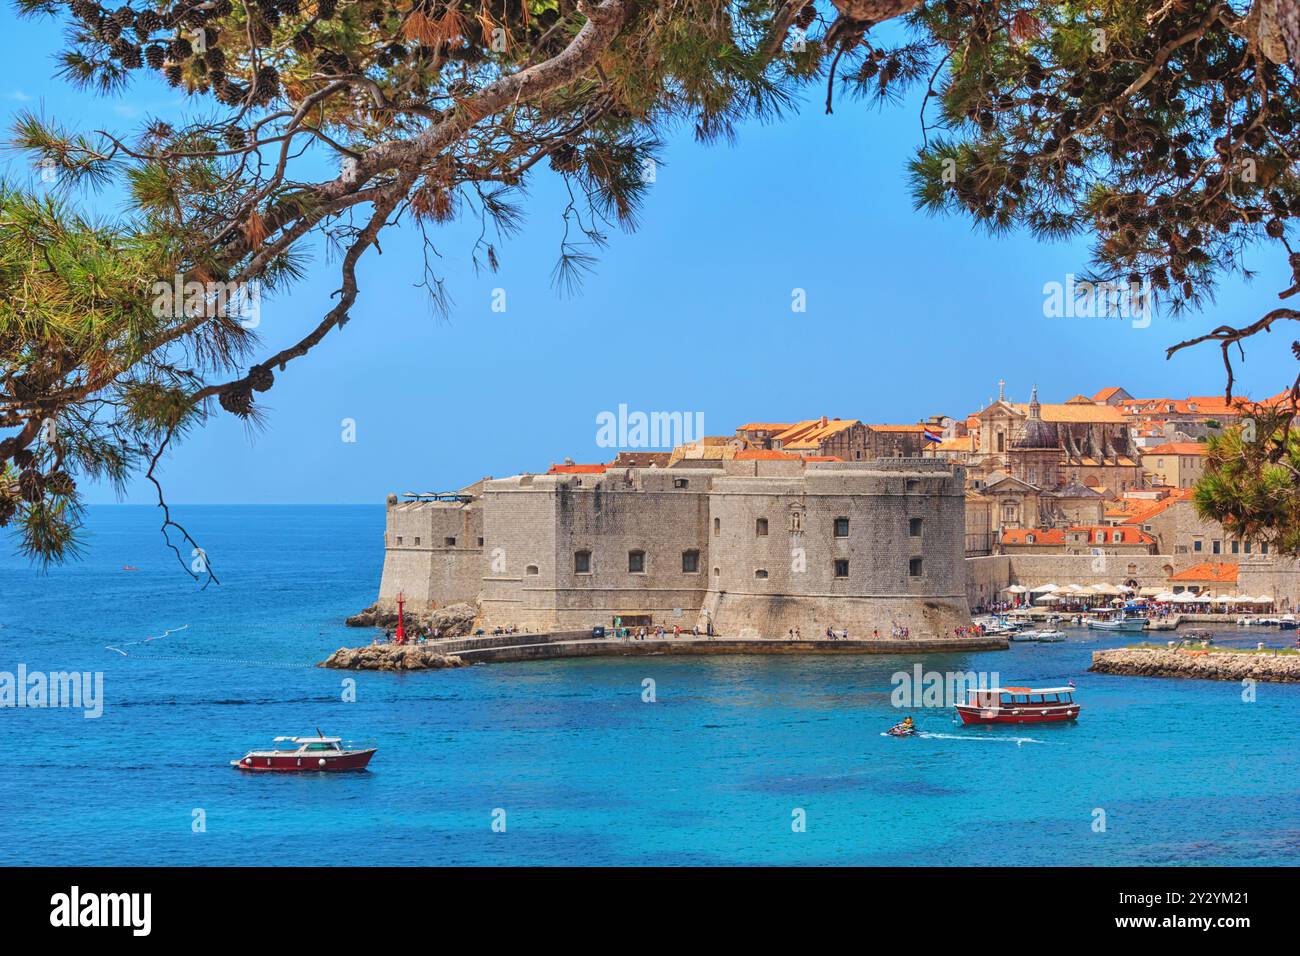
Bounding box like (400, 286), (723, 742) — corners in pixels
(1014, 385), (1057, 450)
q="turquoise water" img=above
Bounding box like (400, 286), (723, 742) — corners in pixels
(1, 505), (1298, 866)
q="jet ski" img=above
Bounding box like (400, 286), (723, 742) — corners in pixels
(886, 720), (917, 737)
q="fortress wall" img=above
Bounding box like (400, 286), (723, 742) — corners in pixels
(377, 500), (483, 611)
(965, 554), (1012, 608)
(479, 468), (714, 629)
(701, 461), (971, 638)
(479, 475), (560, 627)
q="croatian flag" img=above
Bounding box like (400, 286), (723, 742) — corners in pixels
(923, 429), (943, 444)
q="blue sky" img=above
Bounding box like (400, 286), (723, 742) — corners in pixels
(2, 9), (1295, 504)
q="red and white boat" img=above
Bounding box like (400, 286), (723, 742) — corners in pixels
(955, 686), (1081, 725)
(232, 734), (377, 772)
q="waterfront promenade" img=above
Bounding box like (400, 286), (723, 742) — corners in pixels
(320, 630), (1008, 669)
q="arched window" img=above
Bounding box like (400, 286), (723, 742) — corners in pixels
(525, 565), (539, 575)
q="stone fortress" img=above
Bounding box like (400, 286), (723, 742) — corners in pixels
(377, 457), (971, 639)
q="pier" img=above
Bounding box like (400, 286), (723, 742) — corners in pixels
(320, 630), (1008, 669)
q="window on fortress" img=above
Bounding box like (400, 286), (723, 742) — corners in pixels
(834, 559), (849, 578)
(1212, 541), (1221, 554)
(834, 517), (849, 538)
(756, 518), (768, 536)
(682, 550), (699, 573)
(909, 518), (923, 537)
(713, 518), (720, 537)
(628, 550), (646, 573)
(1193, 540), (1203, 552)
(397, 536), (403, 545)
(909, 558), (923, 578)
(526, 565), (539, 575)
(478, 537), (484, 547)
(674, 478), (689, 489)
(414, 537), (421, 546)
(755, 569), (769, 579)
(1231, 541), (1240, 554)
(445, 537), (456, 547)
(906, 479), (920, 492)
(574, 550), (591, 574)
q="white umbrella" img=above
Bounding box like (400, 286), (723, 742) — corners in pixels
(1030, 583), (1060, 593)
(1154, 591), (1176, 602)
(1003, 585), (1029, 594)
(1138, 586), (1164, 596)
(1036, 593), (1062, 603)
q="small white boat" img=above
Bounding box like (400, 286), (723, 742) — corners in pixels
(1035, 628), (1066, 642)
(1009, 630), (1040, 642)
(1086, 616), (1148, 632)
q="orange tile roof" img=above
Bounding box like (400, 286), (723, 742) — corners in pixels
(1093, 387), (1125, 401)
(737, 422), (794, 432)
(803, 455), (843, 462)
(548, 463), (608, 474)
(734, 449), (801, 461)
(867, 424), (927, 432)
(1143, 442), (1209, 456)
(778, 418), (861, 448)
(1003, 402), (1126, 423)
(1168, 562), (1238, 583)
(1121, 488), (1194, 524)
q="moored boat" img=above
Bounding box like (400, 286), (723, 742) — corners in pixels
(955, 686), (1081, 725)
(1086, 614), (1147, 631)
(1035, 628), (1066, 642)
(232, 734), (377, 772)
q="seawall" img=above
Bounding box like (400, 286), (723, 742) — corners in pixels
(320, 631), (1008, 668)
(1090, 646), (1300, 683)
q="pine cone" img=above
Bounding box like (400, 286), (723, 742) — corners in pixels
(46, 471), (76, 497)
(317, 0), (337, 20)
(134, 9), (162, 37)
(253, 65), (280, 103)
(70, 0), (99, 23)
(145, 44), (167, 69)
(219, 385), (254, 417)
(18, 470), (44, 504)
(170, 36), (193, 60)
(164, 63), (184, 86)
(247, 365), (274, 393)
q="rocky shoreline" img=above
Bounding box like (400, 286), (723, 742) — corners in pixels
(319, 645), (469, 671)
(345, 602), (477, 636)
(1090, 646), (1300, 683)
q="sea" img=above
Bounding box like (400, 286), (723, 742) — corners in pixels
(1, 504), (1298, 866)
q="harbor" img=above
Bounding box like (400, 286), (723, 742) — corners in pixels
(5, 504), (1300, 868)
